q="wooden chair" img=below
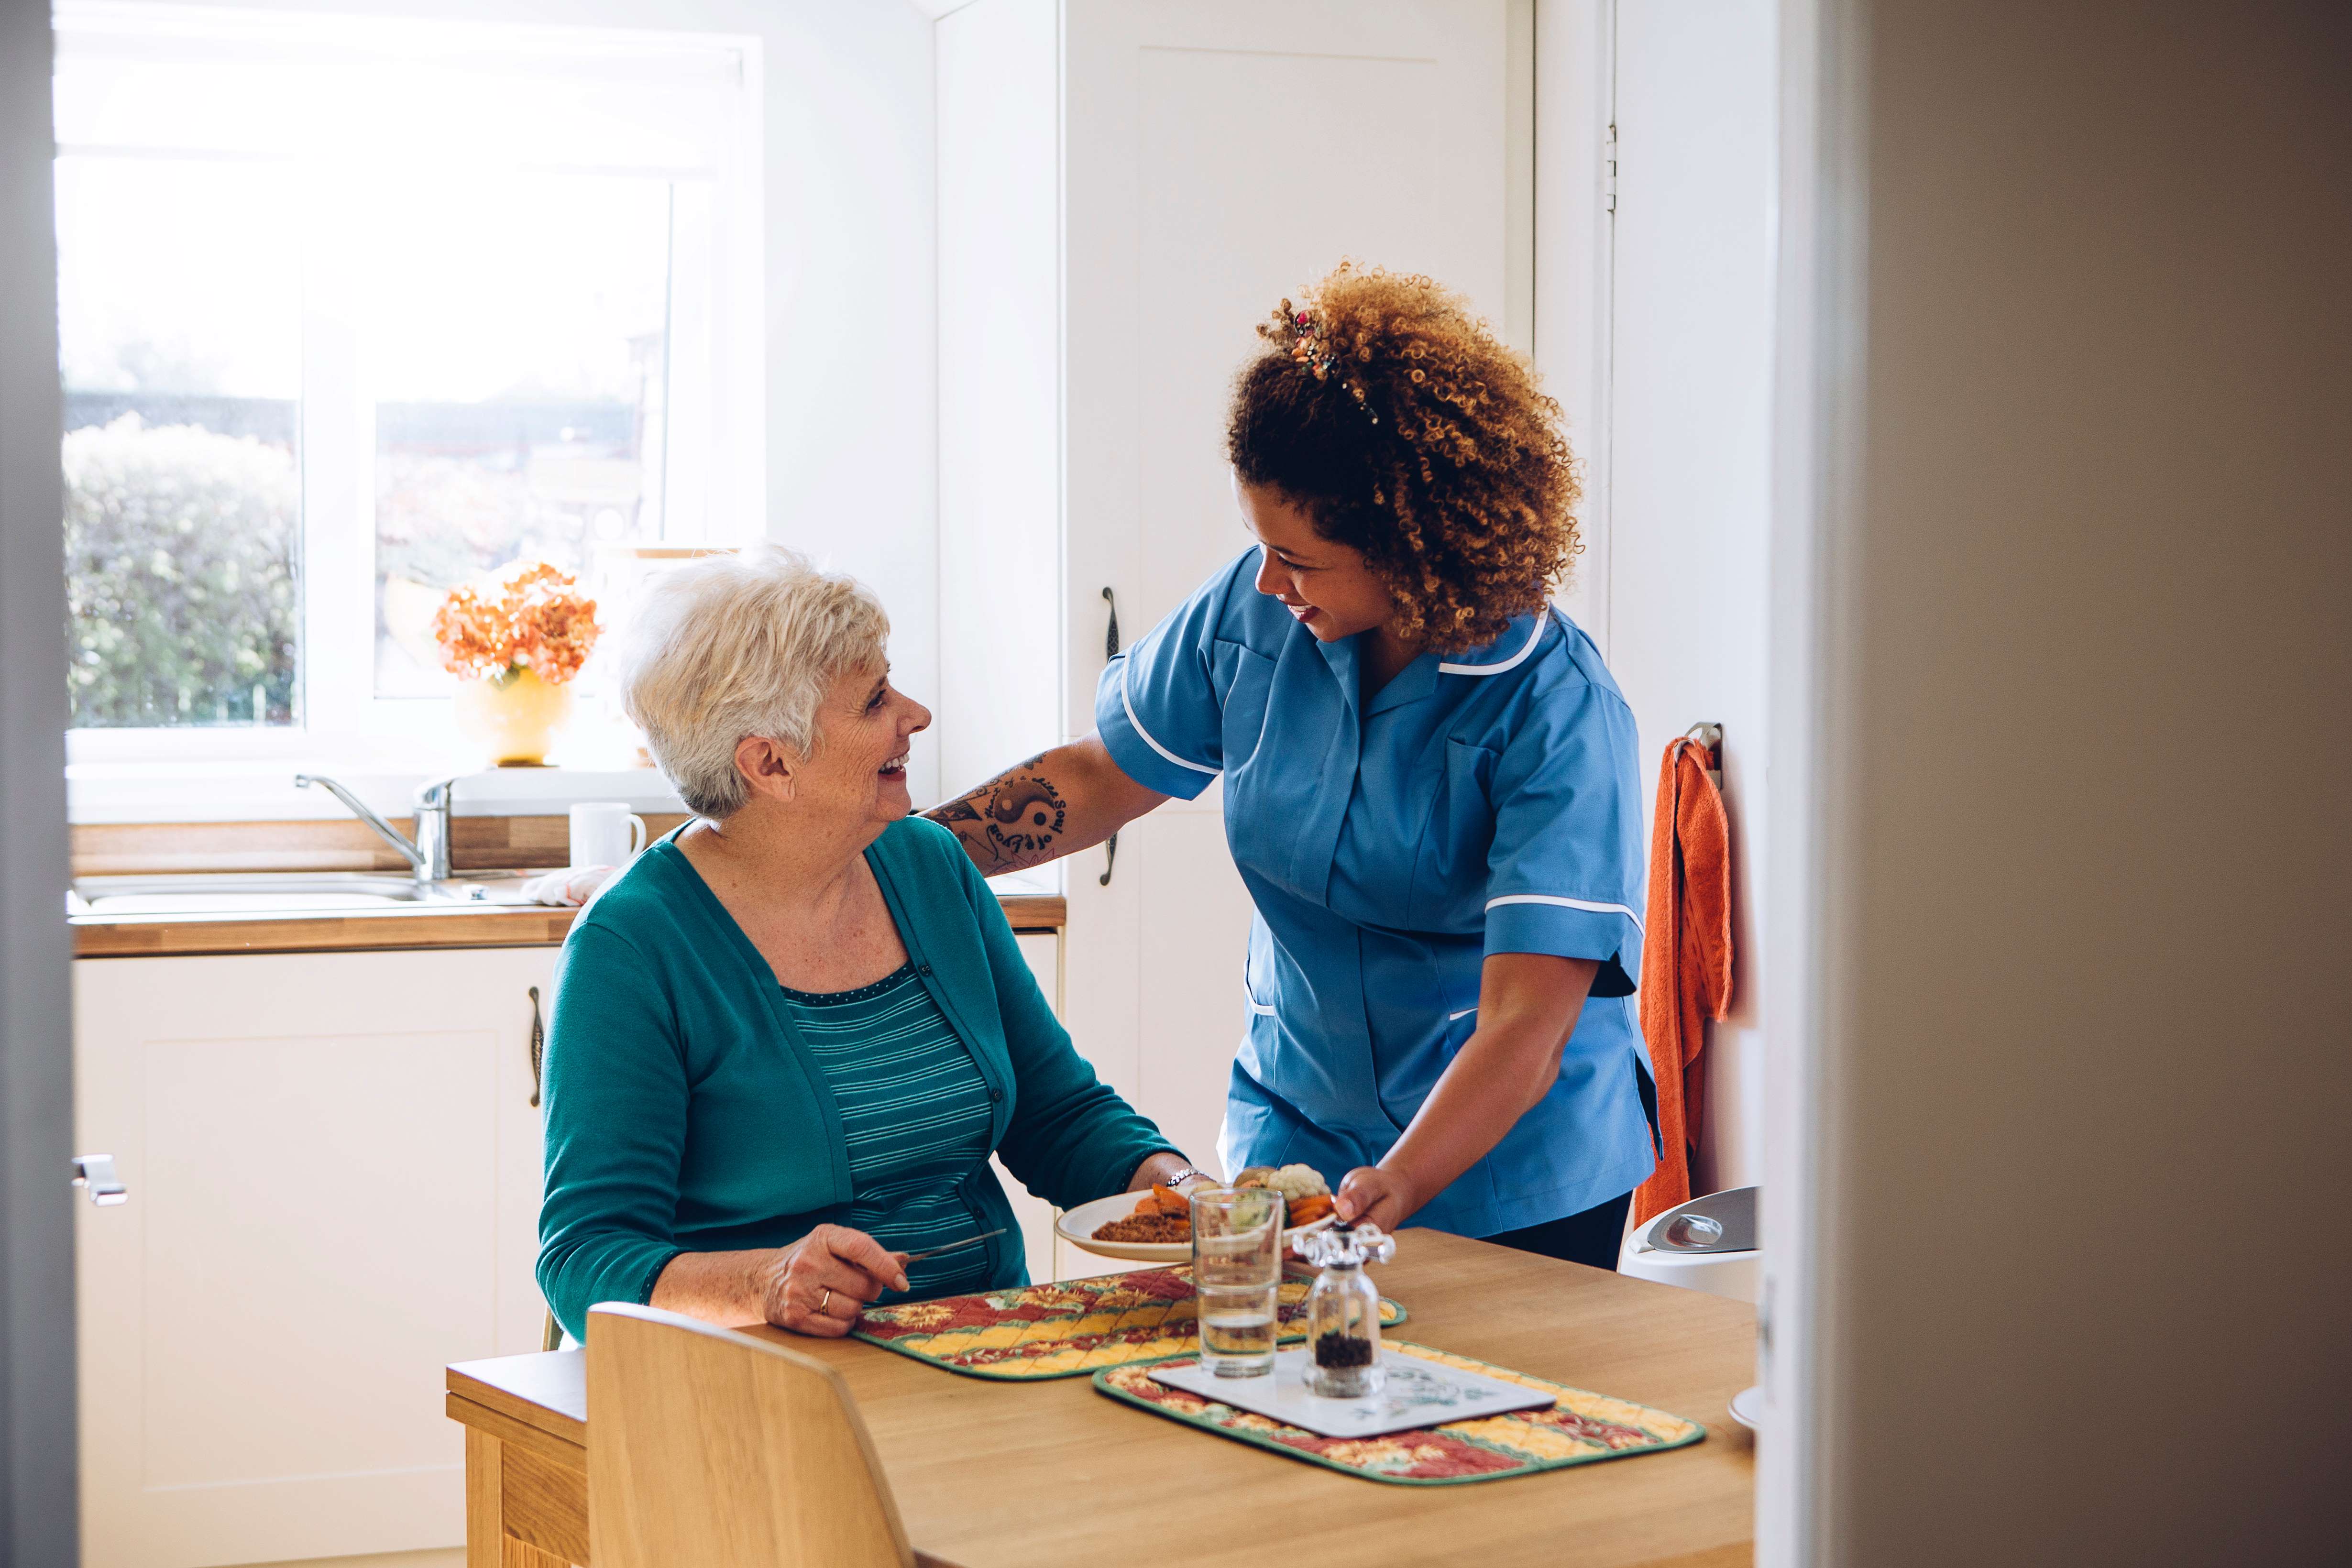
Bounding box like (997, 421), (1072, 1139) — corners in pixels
(586, 1303), (922, 1568)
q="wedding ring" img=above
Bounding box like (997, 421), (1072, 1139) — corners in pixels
(819, 1287), (833, 1315)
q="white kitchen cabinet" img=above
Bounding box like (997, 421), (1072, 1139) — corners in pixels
(938, 0), (1521, 1182)
(76, 932), (1069, 1566)
(73, 947), (556, 1568)
(1011, 928), (1171, 1284)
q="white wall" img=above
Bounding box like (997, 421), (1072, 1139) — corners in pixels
(1543, 0), (1778, 1192)
(118, 0), (945, 802)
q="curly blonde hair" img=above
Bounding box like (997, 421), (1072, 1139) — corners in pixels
(1226, 263), (1580, 653)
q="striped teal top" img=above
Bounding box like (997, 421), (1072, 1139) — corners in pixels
(779, 963), (997, 1302)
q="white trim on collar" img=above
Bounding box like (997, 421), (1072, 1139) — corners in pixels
(1437, 612), (1548, 676)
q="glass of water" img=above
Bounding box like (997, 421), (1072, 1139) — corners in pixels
(1190, 1184), (1284, 1378)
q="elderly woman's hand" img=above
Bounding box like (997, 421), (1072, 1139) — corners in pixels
(758, 1225), (911, 1337)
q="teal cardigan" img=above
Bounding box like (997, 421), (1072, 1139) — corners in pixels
(536, 816), (1172, 1340)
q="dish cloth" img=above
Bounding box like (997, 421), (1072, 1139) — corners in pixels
(1633, 736), (1734, 1226)
(517, 866), (616, 907)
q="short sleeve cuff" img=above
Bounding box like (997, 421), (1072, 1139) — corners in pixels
(1096, 671), (1219, 800)
(1484, 896), (1645, 992)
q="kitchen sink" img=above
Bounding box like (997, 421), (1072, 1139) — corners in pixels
(69, 873), (520, 916)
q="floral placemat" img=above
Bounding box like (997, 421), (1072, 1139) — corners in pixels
(851, 1265), (1404, 1381)
(1092, 1340), (1705, 1484)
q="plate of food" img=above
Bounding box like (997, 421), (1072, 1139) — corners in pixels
(1056, 1165), (1339, 1262)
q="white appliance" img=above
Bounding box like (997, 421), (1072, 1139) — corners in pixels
(1618, 1185), (1760, 1305)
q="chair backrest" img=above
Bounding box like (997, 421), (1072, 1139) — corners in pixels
(587, 1304), (913, 1568)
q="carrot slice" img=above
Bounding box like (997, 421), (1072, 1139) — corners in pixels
(1152, 1182), (1191, 1216)
(1286, 1194), (1335, 1227)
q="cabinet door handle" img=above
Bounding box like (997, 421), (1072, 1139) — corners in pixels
(1099, 587), (1122, 888)
(72, 1153), (127, 1206)
(528, 986), (545, 1108)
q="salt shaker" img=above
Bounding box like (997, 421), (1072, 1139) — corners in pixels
(1298, 1220), (1396, 1397)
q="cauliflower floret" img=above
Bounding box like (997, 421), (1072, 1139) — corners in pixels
(1264, 1163), (1329, 1201)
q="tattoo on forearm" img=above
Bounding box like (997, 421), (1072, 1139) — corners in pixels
(925, 755), (1070, 872)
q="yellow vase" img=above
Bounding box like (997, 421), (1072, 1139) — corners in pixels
(454, 667), (575, 767)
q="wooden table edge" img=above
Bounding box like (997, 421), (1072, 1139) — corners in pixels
(448, 1357), (586, 1447)
(447, 1392), (584, 1471)
(75, 892), (1066, 956)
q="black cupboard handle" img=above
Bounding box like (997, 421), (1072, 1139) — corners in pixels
(1100, 587), (1122, 888)
(528, 985), (545, 1108)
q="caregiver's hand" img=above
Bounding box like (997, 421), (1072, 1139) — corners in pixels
(1335, 1166), (1422, 1231)
(757, 1225), (911, 1338)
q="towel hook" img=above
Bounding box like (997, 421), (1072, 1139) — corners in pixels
(1683, 723), (1724, 789)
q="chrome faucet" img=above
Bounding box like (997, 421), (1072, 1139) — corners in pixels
(294, 773), (463, 885)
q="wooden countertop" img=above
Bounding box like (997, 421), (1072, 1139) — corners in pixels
(446, 1230), (1756, 1568)
(73, 893), (1067, 958)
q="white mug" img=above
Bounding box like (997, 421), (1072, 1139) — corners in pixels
(569, 802), (647, 869)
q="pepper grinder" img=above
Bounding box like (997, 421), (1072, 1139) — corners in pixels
(1298, 1220), (1397, 1397)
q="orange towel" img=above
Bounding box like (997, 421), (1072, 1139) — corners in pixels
(1632, 737), (1734, 1227)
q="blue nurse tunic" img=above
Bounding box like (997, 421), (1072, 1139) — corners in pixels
(1096, 550), (1658, 1237)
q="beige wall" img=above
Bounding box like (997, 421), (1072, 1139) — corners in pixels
(1807, 0), (2352, 1560)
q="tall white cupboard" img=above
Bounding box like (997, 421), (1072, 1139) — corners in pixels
(937, 0), (1525, 1176)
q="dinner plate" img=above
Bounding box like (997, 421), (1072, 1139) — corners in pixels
(1727, 1384), (1762, 1431)
(1054, 1191), (1335, 1263)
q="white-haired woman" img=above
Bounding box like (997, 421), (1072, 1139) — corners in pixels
(536, 547), (1204, 1339)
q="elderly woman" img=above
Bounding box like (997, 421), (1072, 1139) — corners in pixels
(536, 548), (1203, 1340)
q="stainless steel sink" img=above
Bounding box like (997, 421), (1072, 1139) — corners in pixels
(69, 873), (520, 916)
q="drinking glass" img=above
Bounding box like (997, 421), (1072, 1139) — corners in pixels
(1189, 1184), (1283, 1378)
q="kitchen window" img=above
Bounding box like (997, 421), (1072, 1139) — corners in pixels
(54, 2), (763, 771)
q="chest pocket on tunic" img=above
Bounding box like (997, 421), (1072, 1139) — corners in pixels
(1410, 737), (1501, 931)
(1211, 641), (1277, 782)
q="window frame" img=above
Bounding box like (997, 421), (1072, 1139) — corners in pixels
(55, 2), (766, 802)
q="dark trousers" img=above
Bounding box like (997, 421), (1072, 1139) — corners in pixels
(1478, 1189), (1634, 1271)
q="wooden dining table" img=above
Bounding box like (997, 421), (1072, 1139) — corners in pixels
(445, 1229), (1755, 1568)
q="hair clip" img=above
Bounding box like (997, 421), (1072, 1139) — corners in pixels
(1283, 304), (1380, 425)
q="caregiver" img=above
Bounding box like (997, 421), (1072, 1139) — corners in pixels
(927, 263), (1656, 1268)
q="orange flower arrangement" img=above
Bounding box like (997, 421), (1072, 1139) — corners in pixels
(431, 561), (602, 685)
